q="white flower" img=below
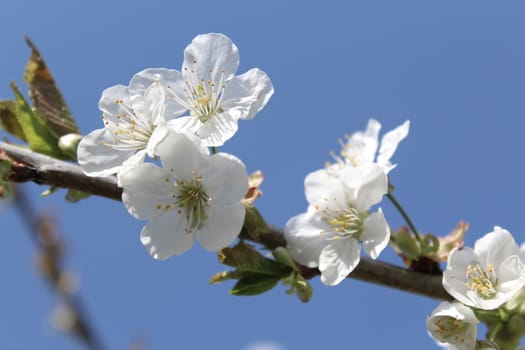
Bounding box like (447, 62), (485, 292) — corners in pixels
(335, 119), (410, 174)
(78, 68), (185, 177)
(166, 33), (274, 147)
(426, 301), (478, 350)
(118, 131), (248, 259)
(443, 226), (525, 310)
(284, 164), (390, 286)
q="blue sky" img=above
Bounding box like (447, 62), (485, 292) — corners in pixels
(2, 1), (525, 349)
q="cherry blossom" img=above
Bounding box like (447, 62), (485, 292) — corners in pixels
(284, 164), (390, 286)
(118, 131), (248, 259)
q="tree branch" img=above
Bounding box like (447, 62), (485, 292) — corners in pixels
(0, 141), (452, 302)
(1, 142), (121, 200)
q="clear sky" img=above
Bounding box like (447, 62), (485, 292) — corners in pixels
(1, 1), (525, 349)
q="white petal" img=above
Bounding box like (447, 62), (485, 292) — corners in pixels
(319, 239), (361, 286)
(361, 208), (390, 259)
(377, 120), (410, 171)
(426, 301), (478, 350)
(117, 150), (148, 184)
(342, 164), (388, 211)
(119, 163), (175, 220)
(442, 247), (480, 308)
(220, 68), (274, 120)
(344, 118), (381, 165)
(196, 111), (240, 147)
(77, 128), (136, 177)
(145, 124), (169, 157)
(129, 68), (187, 120)
(475, 226), (520, 267)
(182, 33), (239, 82)
(284, 208), (328, 268)
(195, 202), (245, 251)
(429, 301), (478, 323)
(156, 131), (205, 180)
(304, 168), (348, 210)
(98, 85), (132, 120)
(201, 153), (248, 203)
(164, 118), (210, 155)
(496, 255), (525, 297)
(140, 213), (195, 260)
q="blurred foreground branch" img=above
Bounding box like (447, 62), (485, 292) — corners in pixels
(13, 185), (105, 350)
(1, 141), (451, 301)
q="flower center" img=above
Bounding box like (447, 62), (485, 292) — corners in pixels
(175, 66), (227, 123)
(466, 263), (497, 299)
(101, 100), (155, 151)
(175, 176), (210, 233)
(432, 316), (469, 343)
(316, 204), (363, 240)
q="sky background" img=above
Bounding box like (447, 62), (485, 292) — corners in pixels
(1, 1), (525, 349)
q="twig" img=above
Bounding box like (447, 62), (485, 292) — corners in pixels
(1, 141), (452, 302)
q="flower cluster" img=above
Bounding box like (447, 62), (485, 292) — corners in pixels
(75, 32), (525, 349)
(78, 33), (273, 259)
(427, 227), (525, 349)
(284, 120), (409, 285)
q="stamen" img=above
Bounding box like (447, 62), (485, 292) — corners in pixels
(432, 317), (469, 344)
(169, 67), (227, 123)
(99, 97), (155, 151)
(465, 263), (497, 299)
(175, 177), (210, 233)
(316, 204), (363, 240)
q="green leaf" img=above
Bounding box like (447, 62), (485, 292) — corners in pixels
(218, 242), (291, 276)
(24, 37), (80, 137)
(0, 100), (26, 141)
(41, 186), (60, 197)
(281, 271), (313, 303)
(420, 233), (440, 255)
(10, 81), (63, 158)
(392, 229), (421, 260)
(65, 189), (90, 202)
(209, 270), (243, 284)
(242, 205), (269, 241)
(230, 273), (281, 296)
(292, 274), (313, 303)
(0, 157), (13, 198)
(272, 247), (295, 268)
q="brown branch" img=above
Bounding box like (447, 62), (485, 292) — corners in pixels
(1, 141), (452, 302)
(1, 141), (121, 200)
(241, 226), (452, 301)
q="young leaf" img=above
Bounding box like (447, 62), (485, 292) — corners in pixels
(230, 273), (281, 296)
(24, 37), (79, 137)
(0, 100), (26, 141)
(10, 82), (63, 158)
(65, 189), (90, 202)
(242, 205), (269, 241)
(218, 242), (291, 276)
(209, 270), (244, 284)
(0, 154), (13, 198)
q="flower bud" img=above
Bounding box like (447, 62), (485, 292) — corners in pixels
(58, 133), (82, 160)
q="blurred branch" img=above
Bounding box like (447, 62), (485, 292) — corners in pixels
(13, 185), (105, 350)
(1, 141), (452, 302)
